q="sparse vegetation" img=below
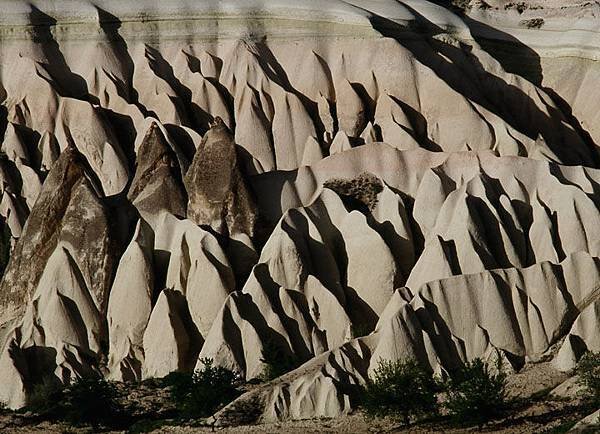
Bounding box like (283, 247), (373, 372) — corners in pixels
(443, 358), (508, 427)
(26, 377), (64, 417)
(259, 339), (302, 381)
(521, 18), (545, 29)
(27, 376), (123, 428)
(576, 350), (600, 406)
(323, 172), (384, 212)
(63, 377), (123, 428)
(505, 2), (529, 14)
(361, 358), (440, 426)
(164, 358), (240, 418)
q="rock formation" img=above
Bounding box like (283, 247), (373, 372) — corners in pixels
(184, 117), (257, 237)
(0, 0), (597, 427)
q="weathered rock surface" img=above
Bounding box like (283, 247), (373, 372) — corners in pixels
(184, 118), (257, 237)
(142, 288), (201, 379)
(107, 220), (155, 381)
(128, 122), (187, 227)
(0, 0), (598, 425)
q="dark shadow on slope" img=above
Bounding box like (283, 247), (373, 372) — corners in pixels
(8, 123), (42, 170)
(248, 41), (326, 144)
(545, 262), (581, 345)
(429, 2), (599, 164)
(103, 192), (140, 261)
(324, 340), (371, 406)
(164, 124), (197, 162)
(543, 87), (600, 166)
(367, 5), (599, 167)
(153, 250), (171, 295)
(0, 129), (33, 189)
(584, 170), (600, 206)
(28, 5), (96, 103)
(219, 303), (247, 375)
(224, 236), (258, 290)
(439, 237), (462, 276)
(144, 45), (191, 123)
(144, 45), (214, 134)
(468, 195), (515, 269)
(389, 185), (426, 260)
(415, 299), (464, 372)
(281, 210), (347, 306)
(0, 105), (7, 144)
(96, 7), (158, 120)
(388, 95), (443, 152)
(21, 346), (60, 386)
(96, 7), (134, 100)
(181, 48), (235, 131)
(433, 0), (543, 86)
(232, 288), (302, 377)
(170, 290), (204, 371)
(253, 263), (313, 362)
(488, 273), (528, 350)
(534, 193), (566, 262)
(98, 107), (137, 173)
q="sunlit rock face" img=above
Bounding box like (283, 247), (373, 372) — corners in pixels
(0, 0), (598, 423)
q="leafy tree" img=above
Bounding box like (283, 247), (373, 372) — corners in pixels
(26, 376), (123, 428)
(62, 377), (123, 428)
(165, 358), (240, 418)
(444, 358), (508, 427)
(362, 358), (440, 425)
(576, 350), (600, 406)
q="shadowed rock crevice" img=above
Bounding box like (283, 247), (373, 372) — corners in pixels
(0, 2), (598, 427)
(368, 7), (599, 167)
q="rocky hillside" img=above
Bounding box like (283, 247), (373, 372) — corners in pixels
(0, 0), (598, 429)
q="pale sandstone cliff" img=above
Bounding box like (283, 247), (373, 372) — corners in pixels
(0, 0), (598, 425)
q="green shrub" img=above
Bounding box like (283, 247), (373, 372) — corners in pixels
(259, 339), (301, 381)
(165, 358), (240, 418)
(362, 358), (439, 425)
(444, 358), (508, 427)
(26, 377), (64, 417)
(62, 377), (122, 428)
(26, 377), (123, 427)
(576, 351), (600, 406)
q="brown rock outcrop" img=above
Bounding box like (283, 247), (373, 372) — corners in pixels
(184, 117), (257, 237)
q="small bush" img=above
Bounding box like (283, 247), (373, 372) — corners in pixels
(576, 351), (600, 406)
(444, 358), (508, 427)
(259, 340), (301, 381)
(27, 377), (64, 417)
(62, 377), (122, 428)
(362, 358), (440, 425)
(27, 377), (123, 428)
(521, 18), (544, 29)
(165, 358), (240, 418)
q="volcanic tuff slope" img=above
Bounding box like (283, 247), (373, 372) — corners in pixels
(0, 0), (598, 427)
